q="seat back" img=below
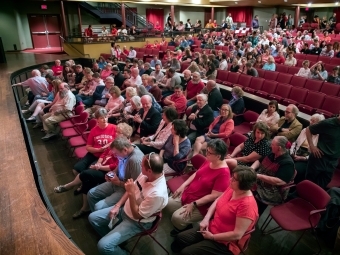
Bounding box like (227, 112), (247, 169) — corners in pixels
(304, 79), (323, 92)
(191, 154), (207, 170)
(302, 91), (326, 108)
(261, 80), (278, 94)
(227, 72), (240, 84)
(216, 70), (229, 83)
(87, 119), (98, 130)
(78, 111), (90, 123)
(277, 73), (293, 84)
(237, 74), (253, 88)
(228, 133), (247, 153)
(248, 77), (264, 91)
(256, 68), (265, 78)
(287, 66), (301, 75)
(275, 65), (289, 73)
(317, 95), (340, 117)
(274, 83), (292, 98)
(290, 75), (307, 88)
(74, 105), (85, 115)
(264, 71), (279, 81)
(296, 180), (331, 210)
(243, 110), (259, 123)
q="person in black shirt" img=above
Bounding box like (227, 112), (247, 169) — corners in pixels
(206, 80), (223, 118)
(110, 66), (126, 89)
(245, 62), (258, 77)
(329, 13), (337, 29)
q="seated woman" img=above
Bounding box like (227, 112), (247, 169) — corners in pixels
(295, 60), (311, 78)
(274, 51), (285, 65)
(160, 119), (191, 174)
(262, 56), (276, 71)
(166, 139), (231, 236)
(290, 114), (324, 184)
(107, 87), (136, 124)
(106, 86), (125, 118)
(229, 59), (240, 73)
(171, 165), (258, 255)
(119, 95), (142, 128)
(229, 86), (245, 115)
(53, 123), (132, 219)
(226, 122), (271, 171)
(310, 61), (328, 81)
(204, 62), (217, 80)
(251, 136), (295, 215)
(137, 107), (178, 154)
(193, 104), (234, 157)
(253, 55), (263, 69)
(187, 61), (200, 73)
(76, 72), (101, 107)
(99, 63), (113, 80)
(52, 59), (63, 77)
(170, 58), (181, 72)
(284, 51), (297, 67)
(255, 100), (280, 129)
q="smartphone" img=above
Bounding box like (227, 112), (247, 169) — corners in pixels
(107, 172), (115, 178)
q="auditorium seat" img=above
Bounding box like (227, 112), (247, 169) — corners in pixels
(256, 68), (265, 78)
(180, 62), (190, 72)
(264, 71), (279, 81)
(268, 83), (292, 103)
(324, 63), (337, 73)
(304, 79), (323, 92)
(287, 66), (301, 75)
(294, 54), (305, 60)
(167, 46), (175, 51)
(234, 74), (253, 89)
(244, 77), (264, 93)
(316, 95), (340, 118)
(194, 48), (202, 53)
(151, 49), (159, 57)
(275, 65), (289, 73)
(233, 110), (259, 135)
(320, 82), (340, 96)
(255, 80), (278, 99)
(290, 75), (307, 88)
(277, 73), (293, 84)
(136, 52), (144, 59)
(281, 87), (308, 106)
(297, 59), (304, 68)
(223, 72), (240, 87)
(330, 58), (340, 65)
(215, 46), (223, 50)
(216, 70), (229, 84)
(298, 91), (326, 115)
(144, 48), (153, 56)
(305, 55), (319, 62)
(318, 56), (331, 64)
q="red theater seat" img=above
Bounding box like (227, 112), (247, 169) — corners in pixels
(275, 65), (289, 73)
(255, 80), (278, 99)
(320, 82), (340, 97)
(268, 83), (292, 103)
(287, 66), (301, 75)
(264, 71), (279, 81)
(304, 79), (323, 92)
(298, 91), (326, 115)
(234, 74), (253, 89)
(216, 70), (229, 84)
(223, 72), (240, 87)
(281, 87), (308, 106)
(244, 77), (264, 93)
(316, 95), (340, 118)
(290, 75), (307, 88)
(277, 73), (293, 84)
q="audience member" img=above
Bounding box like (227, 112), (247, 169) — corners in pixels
(163, 85), (187, 113)
(185, 72), (205, 107)
(206, 80), (223, 117)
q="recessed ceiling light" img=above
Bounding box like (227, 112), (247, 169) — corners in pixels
(336, 2), (339, 5)
(308, 3), (312, 6)
(235, 1), (238, 3)
(258, 0), (261, 2)
(284, 0), (287, 2)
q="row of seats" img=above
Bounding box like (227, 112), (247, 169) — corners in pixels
(215, 70), (340, 117)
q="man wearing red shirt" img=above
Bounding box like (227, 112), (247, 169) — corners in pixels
(84, 25), (93, 37)
(163, 85), (187, 113)
(185, 72), (205, 107)
(274, 51), (286, 65)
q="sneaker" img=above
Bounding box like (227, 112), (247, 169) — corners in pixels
(41, 133), (57, 141)
(26, 116), (36, 122)
(54, 185), (69, 193)
(22, 109), (31, 114)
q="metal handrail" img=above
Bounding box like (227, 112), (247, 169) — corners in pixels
(60, 36), (90, 58)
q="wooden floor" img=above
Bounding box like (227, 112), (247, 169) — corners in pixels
(1, 52), (335, 255)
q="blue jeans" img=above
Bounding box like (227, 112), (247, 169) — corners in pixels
(76, 94), (94, 107)
(89, 208), (152, 255)
(88, 182), (125, 212)
(186, 100), (196, 107)
(213, 111), (219, 118)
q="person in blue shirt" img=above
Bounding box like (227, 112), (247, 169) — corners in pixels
(150, 55), (162, 68)
(262, 56), (276, 71)
(310, 61), (328, 81)
(179, 37), (189, 48)
(252, 15), (260, 29)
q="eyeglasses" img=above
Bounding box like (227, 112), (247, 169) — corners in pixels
(220, 108), (229, 112)
(231, 175), (239, 182)
(206, 150), (217, 156)
(147, 152), (155, 169)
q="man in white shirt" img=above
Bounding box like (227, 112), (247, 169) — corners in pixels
(41, 83), (76, 140)
(128, 68), (142, 87)
(89, 151), (168, 255)
(226, 13), (234, 30)
(127, 47), (137, 61)
(150, 64), (164, 82)
(219, 53), (228, 71)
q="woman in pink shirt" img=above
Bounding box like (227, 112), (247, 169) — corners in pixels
(100, 63), (113, 80)
(171, 165), (258, 255)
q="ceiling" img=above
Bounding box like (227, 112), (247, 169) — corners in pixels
(15, 0), (340, 8)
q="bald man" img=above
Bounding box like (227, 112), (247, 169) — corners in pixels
(133, 95), (162, 139)
(12, 69), (49, 105)
(41, 83), (76, 141)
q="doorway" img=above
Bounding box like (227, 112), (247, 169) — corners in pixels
(27, 14), (62, 49)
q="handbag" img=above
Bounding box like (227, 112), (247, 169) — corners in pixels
(295, 146), (309, 157)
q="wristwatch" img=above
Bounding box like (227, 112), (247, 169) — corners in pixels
(193, 201), (198, 208)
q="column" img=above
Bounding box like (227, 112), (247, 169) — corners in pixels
(121, 4), (126, 27)
(60, 1), (68, 37)
(294, 6), (300, 28)
(211, 7), (215, 21)
(171, 5), (175, 26)
(77, 3), (82, 35)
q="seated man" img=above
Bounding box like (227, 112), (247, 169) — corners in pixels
(159, 67), (181, 97)
(206, 80), (223, 118)
(88, 152), (168, 255)
(163, 85), (187, 113)
(87, 137), (144, 212)
(148, 76), (162, 102)
(187, 94), (214, 145)
(133, 95), (162, 140)
(12, 69), (49, 105)
(251, 136), (295, 215)
(150, 64), (164, 83)
(270, 104), (303, 142)
(41, 83), (76, 141)
(150, 55), (162, 68)
(185, 72), (205, 107)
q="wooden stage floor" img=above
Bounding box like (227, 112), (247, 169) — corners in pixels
(0, 52), (334, 255)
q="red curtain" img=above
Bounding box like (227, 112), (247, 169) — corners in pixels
(226, 7), (253, 26)
(146, 9), (164, 29)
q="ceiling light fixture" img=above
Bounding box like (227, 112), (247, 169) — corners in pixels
(258, 0), (261, 3)
(336, 2), (339, 5)
(308, 3), (311, 6)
